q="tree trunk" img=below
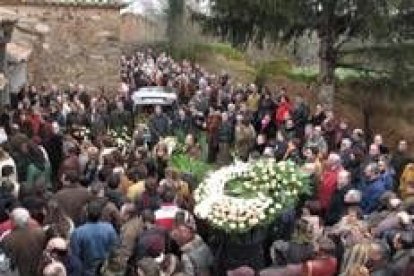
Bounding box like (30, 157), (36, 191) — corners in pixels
(167, 0), (185, 52)
(318, 30), (336, 109)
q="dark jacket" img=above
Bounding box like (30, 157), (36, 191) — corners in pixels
(217, 122), (234, 144)
(53, 185), (92, 226)
(172, 116), (193, 137)
(387, 249), (414, 276)
(326, 185), (352, 226)
(149, 114), (170, 142)
(1, 227), (46, 276)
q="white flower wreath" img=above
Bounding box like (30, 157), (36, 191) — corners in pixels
(194, 159), (310, 233)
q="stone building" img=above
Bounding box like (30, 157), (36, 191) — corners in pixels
(2, 0), (125, 94)
(0, 7), (18, 105)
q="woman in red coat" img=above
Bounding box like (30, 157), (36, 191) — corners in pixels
(275, 95), (292, 127)
(318, 153), (343, 214)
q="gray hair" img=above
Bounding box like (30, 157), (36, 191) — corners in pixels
(10, 207), (30, 229)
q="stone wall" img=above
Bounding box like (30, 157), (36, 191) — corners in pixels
(3, 4), (121, 93)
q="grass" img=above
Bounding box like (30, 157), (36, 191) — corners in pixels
(193, 43), (245, 61)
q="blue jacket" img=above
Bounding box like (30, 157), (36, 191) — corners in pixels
(70, 222), (119, 275)
(361, 177), (390, 214)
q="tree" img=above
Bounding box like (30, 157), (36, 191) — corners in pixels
(195, 0), (413, 107)
(166, 0), (186, 50)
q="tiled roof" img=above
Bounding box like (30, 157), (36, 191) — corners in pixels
(0, 7), (18, 23)
(6, 0), (126, 8)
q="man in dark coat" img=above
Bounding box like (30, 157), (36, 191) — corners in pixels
(391, 140), (412, 186)
(148, 106), (170, 146)
(216, 112), (234, 166)
(292, 96), (310, 140)
(172, 108), (193, 139)
(42, 122), (63, 188)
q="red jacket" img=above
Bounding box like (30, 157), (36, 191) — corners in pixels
(29, 114), (42, 137)
(318, 168), (340, 211)
(303, 257), (337, 276)
(155, 203), (180, 231)
(275, 101), (292, 126)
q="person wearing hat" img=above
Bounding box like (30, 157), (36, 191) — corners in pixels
(1, 207), (46, 275)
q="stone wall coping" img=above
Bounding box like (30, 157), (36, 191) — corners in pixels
(2, 1), (126, 10)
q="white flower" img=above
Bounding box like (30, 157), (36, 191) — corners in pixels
(259, 213), (266, 220)
(275, 203), (282, 209)
(269, 208), (276, 214)
(229, 223), (236, 229)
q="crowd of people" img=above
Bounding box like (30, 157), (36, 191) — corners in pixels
(0, 48), (412, 275)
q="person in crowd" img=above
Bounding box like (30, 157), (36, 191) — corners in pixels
(183, 133), (202, 160)
(206, 109), (221, 163)
(70, 200), (119, 275)
(391, 140), (412, 184)
(303, 236), (338, 276)
(172, 108), (193, 140)
(361, 163), (392, 214)
(234, 115), (256, 162)
(170, 223), (214, 276)
(136, 177), (161, 213)
(38, 237), (82, 276)
(1, 207), (46, 275)
(216, 112), (234, 166)
(149, 106), (170, 146)
(53, 171), (91, 226)
(326, 169), (353, 225)
(399, 162), (414, 200)
(304, 126), (328, 157)
(43, 199), (74, 240)
(318, 153), (342, 215)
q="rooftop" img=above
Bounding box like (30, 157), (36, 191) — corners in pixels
(0, 7), (18, 23)
(2, 0), (127, 9)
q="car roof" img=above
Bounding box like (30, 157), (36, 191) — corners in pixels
(132, 86), (177, 106)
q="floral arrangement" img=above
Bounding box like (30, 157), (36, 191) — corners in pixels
(108, 127), (132, 148)
(170, 153), (212, 184)
(167, 135), (211, 184)
(194, 159), (310, 233)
